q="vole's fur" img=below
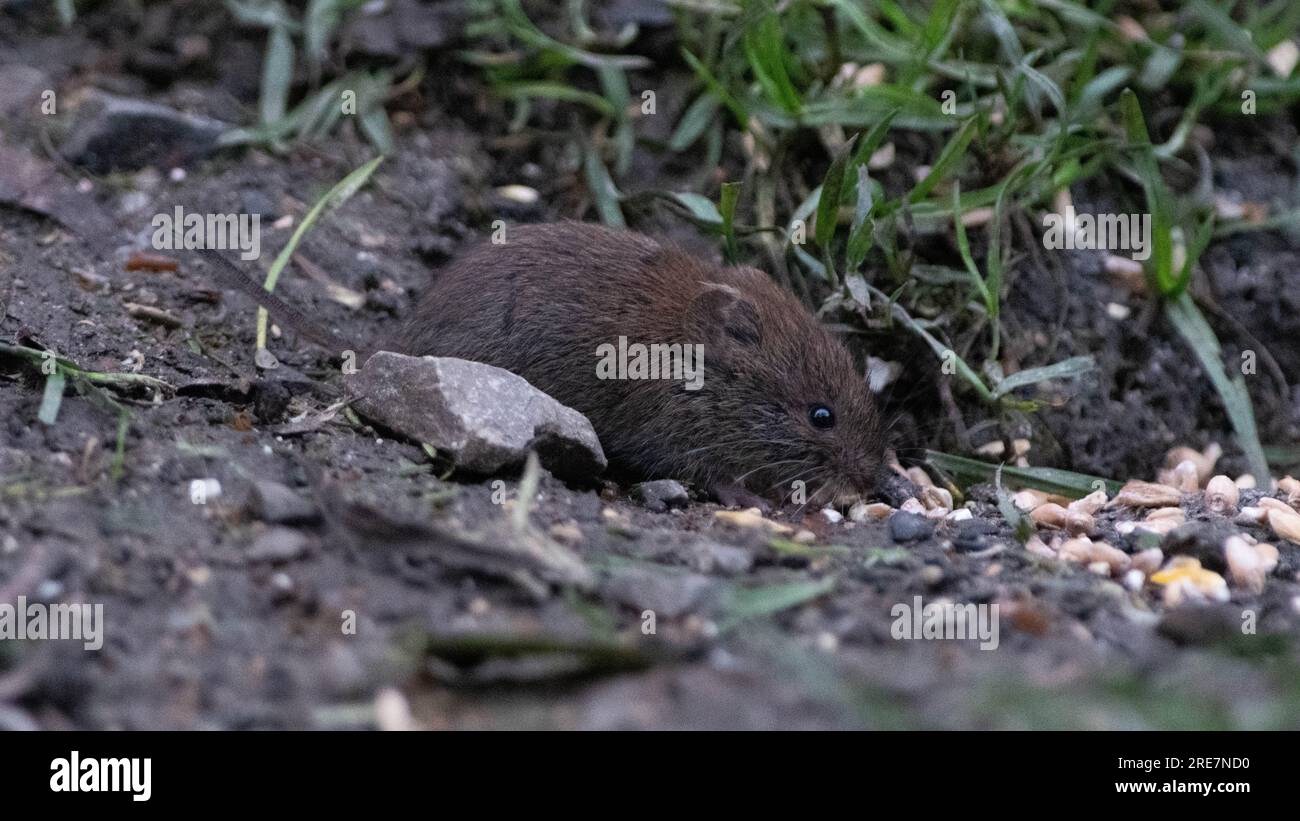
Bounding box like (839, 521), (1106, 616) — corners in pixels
(397, 222), (884, 506)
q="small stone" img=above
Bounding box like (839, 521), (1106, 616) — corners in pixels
(346, 352), (606, 480)
(60, 90), (229, 173)
(249, 480), (319, 524)
(1156, 604), (1237, 645)
(821, 507), (844, 524)
(633, 479), (689, 513)
(888, 511), (934, 543)
(247, 527), (311, 563)
(600, 566), (717, 618)
(547, 522), (584, 545)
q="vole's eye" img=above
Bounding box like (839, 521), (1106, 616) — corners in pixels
(809, 405), (835, 429)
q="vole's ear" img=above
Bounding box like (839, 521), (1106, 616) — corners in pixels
(685, 282), (762, 346)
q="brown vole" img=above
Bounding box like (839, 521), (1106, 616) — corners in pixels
(397, 222), (885, 508)
(203, 222), (885, 507)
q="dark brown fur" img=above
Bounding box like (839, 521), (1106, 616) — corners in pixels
(397, 222), (885, 504)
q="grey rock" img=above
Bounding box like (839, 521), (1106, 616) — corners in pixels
(249, 481), (319, 525)
(698, 542), (754, 575)
(633, 479), (689, 512)
(346, 352), (606, 480)
(953, 518), (998, 552)
(240, 189), (277, 219)
(601, 565), (717, 618)
(0, 64), (49, 119)
(60, 91), (228, 173)
(1156, 603), (1238, 645)
(247, 527), (311, 563)
(888, 511), (933, 543)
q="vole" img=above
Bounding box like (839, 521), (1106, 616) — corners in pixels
(204, 222), (886, 508)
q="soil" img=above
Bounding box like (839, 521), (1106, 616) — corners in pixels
(1, 2), (1299, 730)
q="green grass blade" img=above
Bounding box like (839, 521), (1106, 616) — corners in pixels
(256, 155), (384, 352)
(1165, 292), (1270, 484)
(38, 371), (66, 425)
(927, 450), (1121, 497)
(992, 355), (1096, 399)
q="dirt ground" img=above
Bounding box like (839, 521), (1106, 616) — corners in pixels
(2, 3), (1300, 730)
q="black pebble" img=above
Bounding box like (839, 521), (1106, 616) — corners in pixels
(889, 511), (934, 543)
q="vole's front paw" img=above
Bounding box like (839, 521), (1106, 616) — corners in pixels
(712, 482), (772, 513)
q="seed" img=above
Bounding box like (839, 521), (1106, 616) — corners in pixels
(1236, 506), (1268, 526)
(1224, 535), (1278, 594)
(1130, 548), (1164, 576)
(1089, 541), (1131, 575)
(1163, 443), (1221, 486)
(1259, 497), (1296, 514)
(1123, 568), (1146, 591)
(1204, 475), (1239, 516)
(1266, 507), (1300, 544)
(1109, 480), (1183, 509)
(1171, 460), (1200, 492)
(906, 467), (934, 488)
(920, 485), (954, 511)
(1024, 535), (1055, 558)
(1277, 476), (1300, 508)
(1116, 518), (1181, 536)
(975, 440), (1005, 458)
(1151, 556), (1229, 606)
(1029, 503), (1084, 531)
(1012, 489), (1051, 512)
(715, 508), (794, 534)
(1145, 506), (1186, 523)
(849, 501), (892, 522)
(1058, 537), (1094, 563)
(900, 497), (926, 515)
(1068, 490), (1107, 516)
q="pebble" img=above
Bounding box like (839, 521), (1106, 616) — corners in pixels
(247, 527), (311, 563)
(633, 479), (690, 512)
(888, 511), (934, 543)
